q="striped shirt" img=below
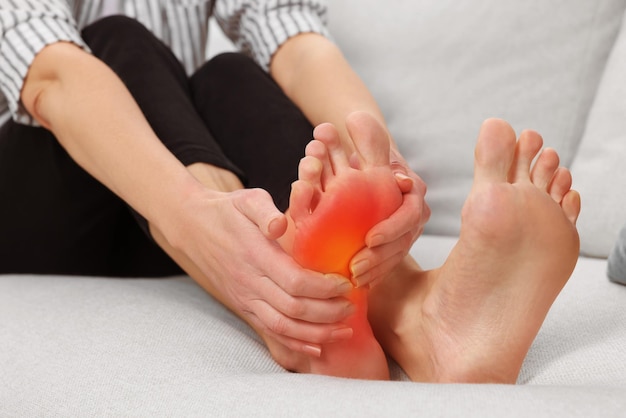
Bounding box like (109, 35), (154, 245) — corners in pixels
(0, 0), (329, 126)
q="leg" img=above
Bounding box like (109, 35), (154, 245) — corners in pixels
(190, 53), (312, 212)
(82, 16), (244, 185)
(369, 119), (581, 383)
(83, 18), (347, 372)
(80, 16), (244, 276)
(0, 16), (239, 278)
(0, 120), (122, 275)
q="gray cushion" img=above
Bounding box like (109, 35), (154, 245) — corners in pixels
(608, 223), (626, 285)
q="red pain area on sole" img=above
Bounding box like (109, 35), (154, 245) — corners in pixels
(292, 172), (402, 277)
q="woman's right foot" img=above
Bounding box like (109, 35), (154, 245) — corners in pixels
(270, 112), (404, 380)
(369, 118), (581, 383)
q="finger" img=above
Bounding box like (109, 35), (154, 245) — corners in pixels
(394, 171), (414, 193)
(253, 274), (355, 324)
(261, 252), (354, 299)
(350, 234), (412, 286)
(367, 162), (429, 247)
(388, 154), (415, 193)
(266, 332), (322, 358)
(388, 149), (416, 189)
(365, 190), (425, 248)
(233, 188), (287, 239)
(247, 299), (354, 344)
(355, 251), (406, 288)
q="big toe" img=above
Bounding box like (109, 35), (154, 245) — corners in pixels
(345, 111), (391, 168)
(473, 118), (517, 184)
(314, 122), (350, 173)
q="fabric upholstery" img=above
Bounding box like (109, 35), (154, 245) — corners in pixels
(570, 10), (626, 257)
(328, 0), (626, 240)
(2, 236), (626, 416)
(3, 2), (626, 415)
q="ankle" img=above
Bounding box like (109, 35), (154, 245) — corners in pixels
(187, 162), (243, 192)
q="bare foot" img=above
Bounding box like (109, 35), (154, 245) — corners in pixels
(369, 118), (581, 383)
(271, 111), (403, 379)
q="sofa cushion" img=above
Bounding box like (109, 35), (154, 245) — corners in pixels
(570, 11), (626, 257)
(2, 236), (626, 415)
(328, 0), (626, 238)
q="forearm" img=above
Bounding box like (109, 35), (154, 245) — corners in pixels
(21, 42), (204, 237)
(271, 33), (430, 284)
(270, 34), (395, 151)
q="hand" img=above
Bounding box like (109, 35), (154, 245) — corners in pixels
(349, 147), (431, 287)
(159, 186), (356, 356)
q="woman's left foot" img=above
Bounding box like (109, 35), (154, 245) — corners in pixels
(369, 119), (581, 383)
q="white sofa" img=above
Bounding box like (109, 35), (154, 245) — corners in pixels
(2, 1), (626, 416)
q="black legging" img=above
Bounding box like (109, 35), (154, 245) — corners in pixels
(0, 15), (313, 277)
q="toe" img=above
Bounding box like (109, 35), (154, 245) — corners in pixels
(289, 178), (316, 222)
(548, 167), (573, 204)
(530, 148), (560, 192)
(561, 189), (581, 225)
(345, 111), (391, 168)
(508, 130), (543, 183)
(473, 118), (517, 184)
(314, 122), (350, 173)
(291, 150), (325, 221)
(305, 140), (333, 188)
(298, 155), (323, 185)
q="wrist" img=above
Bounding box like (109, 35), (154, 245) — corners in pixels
(148, 170), (217, 250)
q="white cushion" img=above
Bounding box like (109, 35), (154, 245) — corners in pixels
(570, 12), (626, 257)
(2, 236), (626, 415)
(328, 0), (626, 237)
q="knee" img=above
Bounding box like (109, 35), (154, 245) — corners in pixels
(208, 52), (258, 69)
(190, 52), (269, 98)
(81, 15), (153, 48)
(195, 53), (264, 84)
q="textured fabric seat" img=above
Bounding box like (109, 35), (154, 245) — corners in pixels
(3, 1), (626, 415)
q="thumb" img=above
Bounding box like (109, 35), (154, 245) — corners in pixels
(394, 171), (414, 193)
(234, 188), (288, 239)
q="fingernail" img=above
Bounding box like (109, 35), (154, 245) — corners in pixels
(350, 259), (370, 278)
(303, 344), (322, 358)
(345, 302), (357, 316)
(266, 218), (278, 237)
(367, 234), (385, 248)
(334, 277), (354, 294)
(354, 275), (371, 289)
(330, 327), (353, 341)
(394, 172), (411, 181)
(267, 216), (284, 236)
